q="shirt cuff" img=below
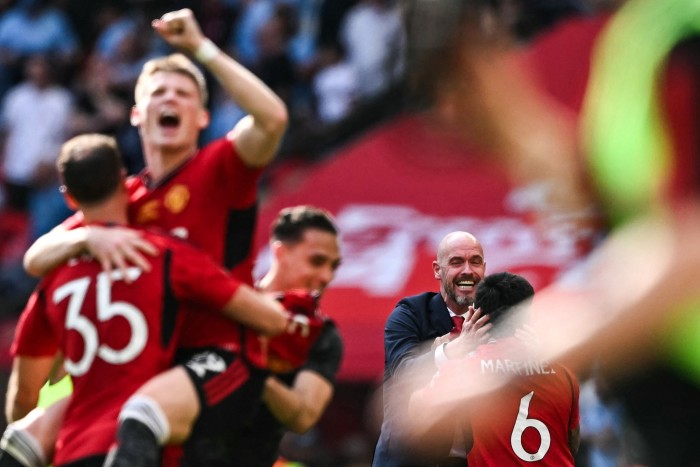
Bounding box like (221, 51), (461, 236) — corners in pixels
(435, 342), (450, 368)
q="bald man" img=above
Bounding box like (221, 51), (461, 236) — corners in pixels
(372, 231), (492, 467)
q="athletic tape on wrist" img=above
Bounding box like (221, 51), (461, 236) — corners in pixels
(194, 38), (219, 64)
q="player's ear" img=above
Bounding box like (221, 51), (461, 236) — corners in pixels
(197, 108), (210, 129)
(130, 105), (141, 126)
(60, 186), (78, 210)
(271, 240), (285, 261)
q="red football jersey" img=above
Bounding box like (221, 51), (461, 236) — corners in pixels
(428, 338), (579, 467)
(11, 228), (240, 466)
(125, 138), (266, 366)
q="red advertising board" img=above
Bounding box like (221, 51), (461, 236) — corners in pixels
(255, 114), (598, 382)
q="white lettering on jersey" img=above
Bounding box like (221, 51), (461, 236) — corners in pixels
(186, 352), (226, 378)
(480, 359), (556, 376)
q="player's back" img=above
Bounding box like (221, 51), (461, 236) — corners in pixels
(466, 338), (579, 467)
(20, 228), (238, 465)
(34, 231), (180, 464)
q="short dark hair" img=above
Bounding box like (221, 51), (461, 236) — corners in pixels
(57, 134), (124, 206)
(474, 272), (534, 335)
(271, 205), (338, 244)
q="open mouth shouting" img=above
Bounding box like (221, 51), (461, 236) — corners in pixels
(159, 110), (181, 129)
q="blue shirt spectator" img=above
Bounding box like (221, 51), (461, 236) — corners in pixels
(0, 0), (78, 58)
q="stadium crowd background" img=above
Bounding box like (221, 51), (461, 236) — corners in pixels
(0, 0), (633, 465)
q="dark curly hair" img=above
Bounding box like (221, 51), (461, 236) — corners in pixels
(474, 271), (534, 336)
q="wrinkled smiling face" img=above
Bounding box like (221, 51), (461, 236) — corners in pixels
(436, 243), (485, 310)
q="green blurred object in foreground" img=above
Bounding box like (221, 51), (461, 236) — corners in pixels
(583, 0), (700, 382)
(584, 0), (700, 225)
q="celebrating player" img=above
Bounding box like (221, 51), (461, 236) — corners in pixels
(216, 205), (344, 466)
(20, 7), (293, 466)
(1, 134), (313, 467)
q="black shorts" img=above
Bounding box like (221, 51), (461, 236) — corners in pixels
(176, 347), (268, 436)
(61, 454), (106, 467)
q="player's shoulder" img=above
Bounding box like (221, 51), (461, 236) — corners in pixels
(198, 137), (238, 161)
(180, 137), (245, 179)
(551, 361), (579, 386)
(319, 319), (343, 344)
(304, 319), (344, 379)
(473, 338), (544, 368)
(313, 319), (344, 354)
(61, 211), (85, 230)
(136, 227), (201, 258)
(135, 227), (172, 248)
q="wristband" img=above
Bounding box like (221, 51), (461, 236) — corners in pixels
(194, 38), (219, 64)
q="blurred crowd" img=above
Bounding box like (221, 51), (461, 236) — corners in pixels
(0, 0), (601, 317)
(0, 0), (413, 315)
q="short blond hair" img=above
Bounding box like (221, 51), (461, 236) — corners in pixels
(134, 53), (208, 105)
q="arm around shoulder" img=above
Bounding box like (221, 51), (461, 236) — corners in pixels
(24, 225), (158, 279)
(23, 225), (84, 277)
(221, 285), (289, 336)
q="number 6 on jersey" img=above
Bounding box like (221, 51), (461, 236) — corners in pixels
(511, 391), (551, 462)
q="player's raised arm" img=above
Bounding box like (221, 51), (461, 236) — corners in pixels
(152, 8), (288, 168)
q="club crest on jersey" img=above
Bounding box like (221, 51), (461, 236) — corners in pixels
(136, 200), (160, 224)
(164, 184), (190, 214)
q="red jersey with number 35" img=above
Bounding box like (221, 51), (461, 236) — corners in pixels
(126, 138), (266, 366)
(11, 228), (241, 466)
(428, 338), (579, 467)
